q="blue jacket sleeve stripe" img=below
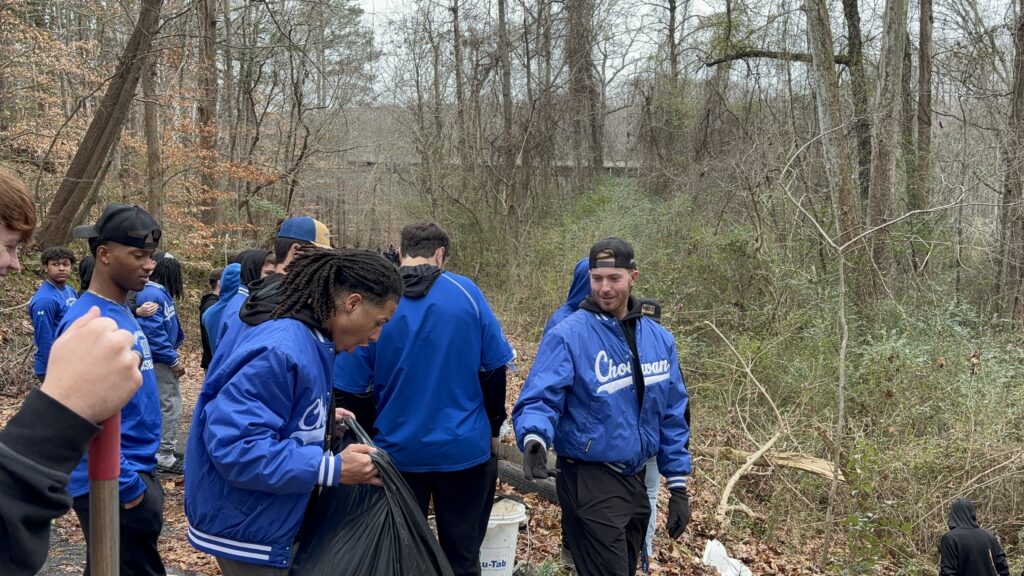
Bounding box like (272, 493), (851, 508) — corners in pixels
(316, 453), (341, 487)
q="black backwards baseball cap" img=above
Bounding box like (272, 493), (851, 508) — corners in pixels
(72, 203), (162, 249)
(588, 237), (636, 269)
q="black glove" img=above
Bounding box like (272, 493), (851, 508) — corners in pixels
(523, 439), (556, 480)
(666, 487), (691, 539)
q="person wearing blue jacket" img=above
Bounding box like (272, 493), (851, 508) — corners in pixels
(185, 247), (402, 576)
(201, 263), (241, 352)
(513, 238), (691, 576)
(213, 248), (273, 347)
(335, 221), (514, 576)
(542, 257), (589, 335)
(60, 203), (166, 576)
(28, 247), (77, 381)
(136, 252), (186, 474)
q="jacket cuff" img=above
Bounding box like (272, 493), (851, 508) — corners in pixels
(665, 475), (688, 490)
(523, 434), (547, 451)
(0, 388), (100, 477)
(119, 473), (146, 504)
(317, 453), (341, 487)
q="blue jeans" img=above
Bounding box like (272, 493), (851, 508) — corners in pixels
(644, 458), (659, 557)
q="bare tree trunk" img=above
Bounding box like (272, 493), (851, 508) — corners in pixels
(497, 0), (519, 239)
(866, 0), (910, 270)
(668, 0), (679, 84)
(37, 0), (164, 248)
(567, 0), (600, 186)
(142, 55), (162, 221)
(805, 0), (860, 244)
(914, 0), (933, 208)
(999, 0), (1024, 314)
(197, 0), (220, 225)
(451, 0), (466, 159)
(901, 33), (917, 211)
(695, 0), (731, 162)
(842, 0), (872, 205)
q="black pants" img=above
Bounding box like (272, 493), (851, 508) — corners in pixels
(72, 471), (165, 576)
(556, 457), (650, 576)
(401, 454), (498, 576)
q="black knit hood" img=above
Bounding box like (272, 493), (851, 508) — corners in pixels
(239, 272), (320, 331)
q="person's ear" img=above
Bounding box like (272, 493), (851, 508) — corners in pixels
(434, 246), (446, 265)
(629, 269), (639, 286)
(97, 245), (110, 265)
(343, 292), (364, 312)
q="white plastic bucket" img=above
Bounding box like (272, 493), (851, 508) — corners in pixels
(479, 498), (527, 575)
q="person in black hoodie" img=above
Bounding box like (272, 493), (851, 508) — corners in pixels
(200, 267), (223, 371)
(0, 172), (144, 574)
(939, 498), (1009, 576)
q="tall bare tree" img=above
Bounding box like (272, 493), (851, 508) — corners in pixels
(37, 0), (164, 248)
(142, 55), (162, 221)
(567, 0), (602, 184)
(866, 0), (910, 268)
(805, 0), (860, 244)
(912, 0), (933, 211)
(842, 0), (872, 204)
(197, 0), (219, 225)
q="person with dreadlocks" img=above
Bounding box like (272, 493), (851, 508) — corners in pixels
(135, 252), (187, 475)
(184, 247), (402, 575)
(28, 247), (78, 382)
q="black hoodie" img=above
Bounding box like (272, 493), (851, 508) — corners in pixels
(239, 272), (320, 331)
(234, 249), (270, 287)
(939, 499), (1009, 576)
(199, 292), (219, 369)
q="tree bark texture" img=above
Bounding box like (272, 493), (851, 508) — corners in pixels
(805, 0), (860, 243)
(842, 0), (872, 206)
(567, 0), (601, 185)
(37, 0), (164, 248)
(913, 0), (933, 210)
(866, 0), (910, 269)
(142, 55), (162, 222)
(999, 0), (1024, 313)
(197, 0), (220, 226)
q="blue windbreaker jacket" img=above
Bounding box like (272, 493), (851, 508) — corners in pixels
(184, 317), (342, 568)
(215, 287), (249, 351)
(513, 307), (691, 486)
(58, 292), (161, 502)
(335, 270), (514, 473)
(201, 263), (240, 351)
(135, 281), (185, 367)
(28, 281), (77, 376)
(542, 258), (589, 335)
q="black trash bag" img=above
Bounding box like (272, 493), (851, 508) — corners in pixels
(289, 418), (454, 576)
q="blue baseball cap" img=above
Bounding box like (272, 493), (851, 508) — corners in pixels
(278, 217), (331, 248)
